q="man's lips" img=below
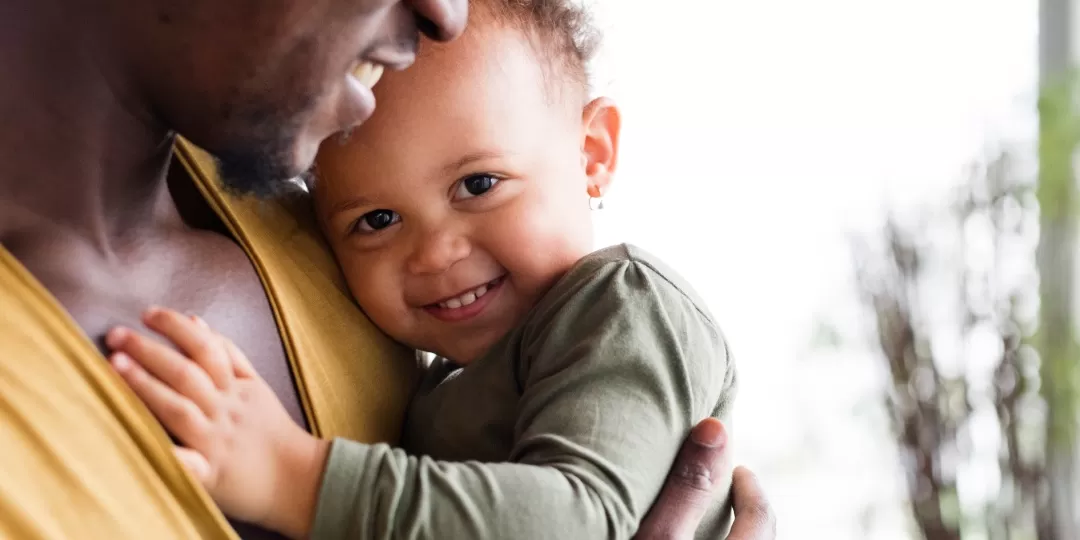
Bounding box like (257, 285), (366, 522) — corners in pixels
(423, 276), (506, 322)
(337, 65), (380, 133)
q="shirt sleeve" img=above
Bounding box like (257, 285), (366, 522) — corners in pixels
(311, 255), (736, 540)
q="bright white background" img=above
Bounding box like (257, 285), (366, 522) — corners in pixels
(586, 1), (1037, 537)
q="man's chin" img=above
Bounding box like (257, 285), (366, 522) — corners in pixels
(214, 146), (307, 200)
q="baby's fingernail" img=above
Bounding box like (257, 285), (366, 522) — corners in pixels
(141, 308), (164, 326)
(111, 353), (132, 371)
(191, 459), (210, 480)
(105, 327), (128, 348)
(193, 315), (209, 329)
(690, 418), (726, 448)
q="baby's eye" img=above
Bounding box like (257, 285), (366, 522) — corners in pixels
(453, 174), (500, 200)
(353, 209), (400, 233)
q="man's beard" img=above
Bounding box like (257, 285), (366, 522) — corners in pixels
(214, 136), (300, 199)
(212, 96), (314, 199)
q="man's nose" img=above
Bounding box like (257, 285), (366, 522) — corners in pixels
(406, 0), (468, 42)
(407, 229), (471, 275)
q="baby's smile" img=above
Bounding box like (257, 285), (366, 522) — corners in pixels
(422, 274), (507, 322)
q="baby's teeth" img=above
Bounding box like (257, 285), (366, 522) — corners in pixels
(437, 281), (498, 310)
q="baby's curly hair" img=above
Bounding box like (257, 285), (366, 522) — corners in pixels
(470, 0), (601, 99)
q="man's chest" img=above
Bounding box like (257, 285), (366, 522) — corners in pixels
(7, 229), (305, 540)
(4, 228), (306, 426)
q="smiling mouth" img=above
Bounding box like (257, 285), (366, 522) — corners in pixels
(430, 276), (506, 310)
(349, 61), (385, 89)
(422, 276), (507, 323)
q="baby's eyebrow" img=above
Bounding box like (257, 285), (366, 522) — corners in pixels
(329, 195), (374, 218)
(442, 151), (504, 175)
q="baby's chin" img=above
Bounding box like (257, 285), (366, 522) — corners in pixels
(403, 294), (529, 365)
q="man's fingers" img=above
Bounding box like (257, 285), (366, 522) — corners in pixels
(173, 446), (212, 485)
(142, 308), (233, 390)
(727, 466), (776, 540)
(634, 418), (731, 539)
(110, 352), (212, 448)
(106, 327), (220, 416)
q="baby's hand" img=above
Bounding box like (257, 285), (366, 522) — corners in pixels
(106, 308), (328, 538)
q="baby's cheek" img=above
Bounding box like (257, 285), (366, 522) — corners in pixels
(341, 261), (386, 309)
(353, 288), (411, 340)
(506, 240), (588, 310)
(343, 263), (415, 336)
(516, 208), (590, 267)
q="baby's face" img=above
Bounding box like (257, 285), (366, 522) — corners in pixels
(314, 24), (609, 364)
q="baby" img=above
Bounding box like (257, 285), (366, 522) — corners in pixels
(107, 1), (737, 538)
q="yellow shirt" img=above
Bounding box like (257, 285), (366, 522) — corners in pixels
(0, 139), (418, 539)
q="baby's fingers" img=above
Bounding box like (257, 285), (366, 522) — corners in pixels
(143, 308), (233, 390)
(110, 352), (213, 450)
(191, 315), (257, 380)
(222, 332), (258, 379)
(106, 326), (219, 416)
(173, 446), (212, 485)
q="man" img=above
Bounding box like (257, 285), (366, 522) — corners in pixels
(0, 0), (774, 538)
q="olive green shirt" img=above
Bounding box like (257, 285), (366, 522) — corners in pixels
(312, 244), (737, 539)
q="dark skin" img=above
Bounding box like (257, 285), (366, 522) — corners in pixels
(0, 0), (774, 538)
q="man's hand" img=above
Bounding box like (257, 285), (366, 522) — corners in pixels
(635, 419), (776, 540)
(106, 308), (327, 539)
(727, 467), (776, 540)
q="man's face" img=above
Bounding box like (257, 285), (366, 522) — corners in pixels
(122, 0), (467, 196)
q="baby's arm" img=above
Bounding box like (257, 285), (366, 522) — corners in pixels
(106, 309), (328, 538)
(108, 254), (736, 540)
(312, 256), (736, 539)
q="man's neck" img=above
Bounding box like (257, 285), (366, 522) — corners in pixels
(0, 0), (183, 253)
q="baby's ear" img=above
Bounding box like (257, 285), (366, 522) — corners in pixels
(581, 97), (621, 193)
